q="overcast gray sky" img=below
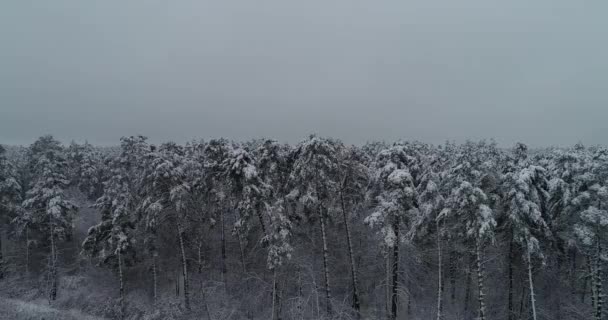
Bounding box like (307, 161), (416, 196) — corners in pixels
(1, 0), (607, 146)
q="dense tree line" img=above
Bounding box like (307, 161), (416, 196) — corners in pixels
(1, 135), (607, 319)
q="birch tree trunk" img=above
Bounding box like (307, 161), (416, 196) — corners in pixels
(595, 238), (603, 320)
(340, 191), (360, 315)
(0, 229), (4, 280)
(588, 253), (595, 307)
(235, 228), (247, 274)
(118, 250), (125, 320)
(476, 239), (486, 320)
(391, 219), (400, 320)
(177, 222), (190, 311)
(152, 254), (158, 306)
(198, 240), (203, 274)
(256, 203), (268, 237)
(386, 251), (391, 319)
(527, 249), (538, 320)
(571, 250), (577, 298)
(49, 223), (58, 301)
(508, 238), (515, 320)
(449, 250), (456, 304)
(319, 206), (333, 316)
(271, 269), (283, 320)
(436, 220), (443, 320)
(25, 227), (30, 276)
(464, 254), (473, 317)
(220, 210), (227, 287)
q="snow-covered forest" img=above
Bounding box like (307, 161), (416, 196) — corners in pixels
(1, 134), (607, 320)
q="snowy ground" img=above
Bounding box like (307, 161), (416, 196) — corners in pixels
(0, 297), (107, 320)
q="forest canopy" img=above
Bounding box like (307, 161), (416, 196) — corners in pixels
(0, 135), (605, 320)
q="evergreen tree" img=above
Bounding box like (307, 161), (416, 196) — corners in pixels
(287, 135), (342, 316)
(82, 136), (148, 315)
(0, 145), (22, 279)
(501, 143), (551, 320)
(19, 136), (78, 301)
(439, 141), (497, 320)
(365, 143), (420, 320)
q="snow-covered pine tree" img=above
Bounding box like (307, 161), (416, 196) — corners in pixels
(287, 135), (342, 316)
(82, 136), (148, 315)
(570, 146), (608, 320)
(439, 141), (497, 320)
(66, 141), (85, 186)
(410, 167), (446, 319)
(255, 139), (291, 200)
(74, 142), (105, 200)
(0, 145), (22, 279)
(264, 198), (293, 320)
(19, 135), (78, 301)
(254, 139), (294, 320)
(365, 143), (421, 320)
(337, 145), (369, 316)
(139, 141), (203, 311)
(545, 144), (588, 303)
(501, 143), (551, 320)
(222, 146), (269, 240)
(202, 138), (233, 285)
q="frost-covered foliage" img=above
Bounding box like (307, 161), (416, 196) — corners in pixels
(502, 144), (551, 256)
(222, 146), (269, 234)
(82, 136), (149, 269)
(18, 136), (78, 242)
(366, 143), (420, 247)
(6, 135), (608, 320)
(264, 199), (293, 269)
(0, 145), (21, 223)
(439, 141), (498, 242)
(287, 135), (341, 212)
(67, 142), (105, 200)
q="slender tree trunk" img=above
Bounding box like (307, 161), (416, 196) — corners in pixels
(583, 256), (589, 303)
(340, 191), (360, 315)
(152, 254), (158, 305)
(257, 205), (268, 237)
(0, 229), (4, 280)
(571, 250), (577, 297)
(406, 290), (412, 317)
(177, 222), (190, 311)
(464, 254), (472, 317)
(556, 254), (562, 320)
(476, 239), (486, 320)
(588, 253), (595, 307)
(118, 250), (125, 319)
(220, 210), (227, 286)
(49, 223), (58, 301)
(595, 238), (603, 320)
(235, 229), (247, 274)
(449, 249), (456, 304)
(175, 269), (180, 297)
(297, 267), (304, 320)
(25, 227), (30, 276)
(436, 220), (443, 320)
(527, 249), (538, 320)
(519, 283), (527, 319)
(508, 238), (515, 320)
(386, 251), (391, 319)
(310, 228), (320, 320)
(271, 269), (277, 320)
(318, 206), (332, 316)
(271, 269), (282, 320)
(198, 240), (203, 274)
(391, 219), (400, 320)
